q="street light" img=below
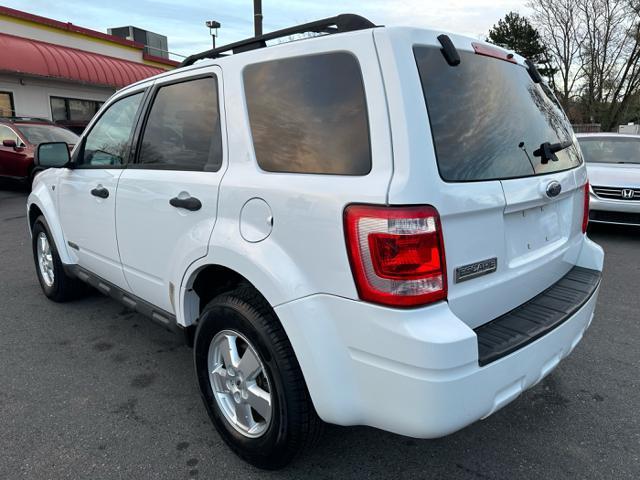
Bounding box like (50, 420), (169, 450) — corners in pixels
(206, 20), (221, 49)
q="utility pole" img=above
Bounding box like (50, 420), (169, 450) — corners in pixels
(254, 0), (263, 36)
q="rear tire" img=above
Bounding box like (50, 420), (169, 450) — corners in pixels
(194, 287), (322, 469)
(32, 217), (85, 302)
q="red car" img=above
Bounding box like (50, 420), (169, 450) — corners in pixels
(0, 117), (79, 189)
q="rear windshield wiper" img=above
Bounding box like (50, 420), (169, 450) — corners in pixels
(533, 139), (573, 164)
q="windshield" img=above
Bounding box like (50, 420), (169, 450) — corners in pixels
(578, 137), (640, 164)
(18, 125), (79, 145)
(414, 46), (582, 182)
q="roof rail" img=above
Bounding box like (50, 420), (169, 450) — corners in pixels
(180, 13), (377, 67)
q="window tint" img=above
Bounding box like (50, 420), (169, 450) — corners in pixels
(138, 77), (223, 171)
(80, 92), (143, 167)
(578, 137), (640, 164)
(243, 52), (371, 175)
(414, 46), (582, 182)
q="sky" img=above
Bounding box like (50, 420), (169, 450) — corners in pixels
(4, 0), (529, 60)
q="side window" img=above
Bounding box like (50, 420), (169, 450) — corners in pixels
(243, 52), (371, 175)
(137, 77), (223, 172)
(0, 125), (18, 143)
(80, 92), (143, 167)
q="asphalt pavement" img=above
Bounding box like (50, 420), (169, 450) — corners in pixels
(1, 184), (638, 479)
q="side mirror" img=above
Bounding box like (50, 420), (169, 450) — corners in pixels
(2, 139), (16, 148)
(35, 142), (71, 168)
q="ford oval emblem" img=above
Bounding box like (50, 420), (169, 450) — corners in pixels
(546, 181), (562, 198)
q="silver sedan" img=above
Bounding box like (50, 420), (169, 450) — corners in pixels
(577, 133), (640, 226)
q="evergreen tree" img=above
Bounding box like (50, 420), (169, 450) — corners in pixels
(487, 12), (557, 83)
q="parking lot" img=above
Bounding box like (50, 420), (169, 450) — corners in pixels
(1, 185), (639, 480)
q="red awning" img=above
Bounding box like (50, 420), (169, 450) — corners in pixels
(0, 33), (167, 88)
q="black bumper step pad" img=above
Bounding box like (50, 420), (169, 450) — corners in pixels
(474, 266), (601, 366)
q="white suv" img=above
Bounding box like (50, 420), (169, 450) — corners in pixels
(27, 14), (604, 469)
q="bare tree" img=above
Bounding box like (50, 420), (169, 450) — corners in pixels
(602, 0), (640, 130)
(578, 0), (640, 129)
(528, 0), (585, 109)
(529, 0), (640, 130)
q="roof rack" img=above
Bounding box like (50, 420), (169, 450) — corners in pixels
(180, 13), (377, 67)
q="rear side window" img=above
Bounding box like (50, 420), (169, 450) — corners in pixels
(243, 52), (371, 175)
(414, 46), (582, 182)
(138, 77), (223, 172)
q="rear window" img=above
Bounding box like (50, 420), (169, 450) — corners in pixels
(414, 46), (582, 182)
(243, 52), (371, 175)
(578, 137), (640, 164)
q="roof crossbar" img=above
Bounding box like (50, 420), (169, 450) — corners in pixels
(179, 13), (377, 67)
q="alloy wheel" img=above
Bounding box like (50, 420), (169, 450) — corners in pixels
(36, 232), (55, 287)
(208, 329), (272, 438)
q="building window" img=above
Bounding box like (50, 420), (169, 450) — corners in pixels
(50, 96), (104, 123)
(0, 91), (15, 116)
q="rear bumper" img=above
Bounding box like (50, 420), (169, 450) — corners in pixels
(276, 237), (604, 438)
(475, 266), (600, 366)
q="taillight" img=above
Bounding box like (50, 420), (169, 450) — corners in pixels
(582, 181), (590, 233)
(344, 205), (447, 308)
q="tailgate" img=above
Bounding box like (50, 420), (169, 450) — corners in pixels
(389, 33), (588, 328)
(435, 169), (587, 329)
(443, 169), (588, 329)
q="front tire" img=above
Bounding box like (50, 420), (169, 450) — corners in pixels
(194, 287), (322, 469)
(32, 217), (85, 302)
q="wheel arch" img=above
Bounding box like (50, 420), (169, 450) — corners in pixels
(28, 203), (43, 232)
(176, 238), (311, 329)
(27, 187), (72, 264)
(179, 262), (273, 329)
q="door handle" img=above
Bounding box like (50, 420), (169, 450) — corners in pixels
(91, 186), (109, 199)
(169, 196), (202, 211)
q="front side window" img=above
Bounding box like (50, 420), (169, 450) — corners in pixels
(243, 52), (371, 175)
(80, 92), (143, 167)
(137, 77), (223, 171)
(0, 125), (18, 143)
